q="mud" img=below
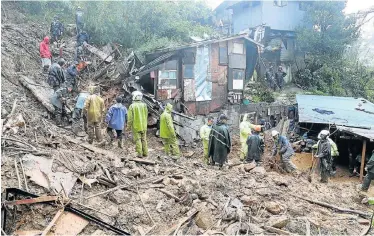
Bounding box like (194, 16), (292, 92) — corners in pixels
(1, 4), (374, 236)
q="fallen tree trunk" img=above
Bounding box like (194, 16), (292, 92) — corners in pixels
(293, 194), (371, 218)
(19, 76), (54, 113)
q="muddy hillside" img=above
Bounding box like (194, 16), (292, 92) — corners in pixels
(1, 4), (374, 236)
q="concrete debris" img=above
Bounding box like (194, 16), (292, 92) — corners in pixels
(240, 195), (258, 206)
(265, 201), (285, 215)
(266, 215), (290, 228)
(109, 189), (132, 205)
(195, 210), (213, 230)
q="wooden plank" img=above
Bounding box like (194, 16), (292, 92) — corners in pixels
(129, 158), (156, 165)
(83, 42), (113, 62)
(3, 196), (59, 206)
(41, 209), (64, 236)
(360, 140), (367, 182)
(47, 211), (89, 236)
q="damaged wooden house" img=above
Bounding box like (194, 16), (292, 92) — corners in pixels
(125, 34), (263, 116)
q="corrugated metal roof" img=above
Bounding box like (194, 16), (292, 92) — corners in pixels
(136, 51), (177, 77)
(296, 95), (374, 129)
(337, 126), (374, 140)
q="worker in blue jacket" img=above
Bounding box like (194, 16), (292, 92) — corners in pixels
(105, 96), (127, 148)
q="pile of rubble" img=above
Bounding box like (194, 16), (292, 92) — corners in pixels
(1, 4), (373, 236)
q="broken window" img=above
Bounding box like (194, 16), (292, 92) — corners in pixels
(274, 0), (287, 7)
(158, 70), (177, 88)
(184, 64), (194, 78)
(232, 69), (245, 90)
(232, 42), (244, 54)
(219, 46), (228, 65)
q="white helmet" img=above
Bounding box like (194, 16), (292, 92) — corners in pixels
(318, 130), (329, 139)
(271, 130), (279, 137)
(132, 91), (143, 101)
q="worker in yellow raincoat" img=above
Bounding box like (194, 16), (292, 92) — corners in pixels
(160, 103), (180, 157)
(239, 114), (255, 160)
(83, 86), (105, 144)
(199, 116), (214, 164)
(127, 91), (148, 157)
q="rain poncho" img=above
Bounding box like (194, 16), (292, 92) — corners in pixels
(160, 103), (180, 156)
(83, 87), (105, 123)
(105, 103), (127, 130)
(316, 138), (331, 183)
(272, 135), (297, 173)
(127, 101), (148, 132)
(160, 103), (176, 139)
(50, 87), (69, 109)
(246, 133), (264, 162)
(47, 63), (65, 89)
(362, 152), (374, 191)
(39, 36), (51, 59)
(200, 123), (212, 163)
(208, 121), (231, 166)
(239, 114), (255, 159)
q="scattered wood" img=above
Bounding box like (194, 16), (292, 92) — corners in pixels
(41, 209), (64, 236)
(14, 158), (21, 189)
(156, 189), (181, 202)
(359, 224), (371, 236)
(305, 219), (310, 236)
(263, 226), (291, 235)
(99, 163), (114, 182)
(292, 194), (371, 218)
(71, 201), (113, 217)
(7, 98), (18, 119)
(19, 159), (29, 192)
(206, 198), (218, 208)
(97, 177), (116, 188)
(2, 137), (36, 150)
(137, 187), (155, 225)
(83, 42), (113, 62)
(166, 210), (199, 236)
(66, 136), (114, 156)
(3, 196), (62, 206)
(129, 158), (156, 165)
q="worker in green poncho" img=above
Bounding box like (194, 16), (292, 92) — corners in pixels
(199, 116), (214, 164)
(160, 103), (180, 158)
(127, 91), (148, 157)
(361, 150), (374, 192)
(239, 114), (255, 160)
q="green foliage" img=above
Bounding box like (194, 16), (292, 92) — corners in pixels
(17, 1), (214, 54)
(296, 1), (374, 102)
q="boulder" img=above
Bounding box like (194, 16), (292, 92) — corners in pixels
(240, 196), (258, 206)
(252, 166), (266, 175)
(109, 190), (131, 205)
(267, 216), (289, 228)
(163, 177), (171, 185)
(169, 178), (179, 185)
(195, 210), (213, 230)
(127, 168), (141, 177)
(243, 162), (257, 172)
(265, 201), (284, 215)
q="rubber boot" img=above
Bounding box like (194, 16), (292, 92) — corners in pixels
(118, 139), (123, 149)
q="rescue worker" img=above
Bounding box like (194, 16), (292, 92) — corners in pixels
(239, 114), (255, 160)
(160, 103), (180, 158)
(208, 114), (231, 169)
(315, 130), (331, 183)
(105, 96), (127, 148)
(48, 58), (66, 91)
(65, 61), (79, 93)
(39, 36), (52, 73)
(50, 16), (64, 43)
(83, 86), (105, 144)
(265, 65), (276, 91)
(127, 91), (148, 158)
(77, 31), (89, 47)
(76, 6), (84, 33)
(50, 85), (72, 127)
(246, 126), (264, 165)
(275, 66), (286, 90)
(200, 116), (214, 164)
(272, 130), (297, 173)
(361, 150), (374, 192)
(72, 90), (89, 133)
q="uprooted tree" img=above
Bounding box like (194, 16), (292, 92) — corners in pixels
(295, 1), (374, 101)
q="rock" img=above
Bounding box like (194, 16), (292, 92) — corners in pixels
(358, 218), (370, 225)
(251, 166), (266, 175)
(1, 108), (9, 118)
(230, 198), (243, 209)
(240, 196), (258, 206)
(243, 162), (256, 172)
(265, 201), (284, 215)
(156, 200), (163, 213)
(163, 177), (171, 185)
(127, 168), (140, 177)
(169, 178), (179, 185)
(274, 178), (289, 187)
(248, 223), (263, 234)
(191, 193), (199, 200)
(267, 216), (289, 228)
(110, 190), (131, 205)
(195, 210), (213, 230)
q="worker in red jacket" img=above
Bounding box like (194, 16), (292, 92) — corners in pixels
(39, 36), (52, 73)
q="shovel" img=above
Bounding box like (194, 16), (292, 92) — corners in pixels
(308, 150), (316, 182)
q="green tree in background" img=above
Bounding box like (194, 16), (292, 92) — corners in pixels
(17, 1), (214, 54)
(296, 1), (373, 101)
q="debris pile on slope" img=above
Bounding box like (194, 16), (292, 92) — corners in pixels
(1, 4), (373, 236)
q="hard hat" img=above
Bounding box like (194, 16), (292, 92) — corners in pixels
(254, 125), (261, 132)
(132, 91), (143, 101)
(77, 6), (81, 10)
(271, 130), (279, 137)
(320, 130), (329, 136)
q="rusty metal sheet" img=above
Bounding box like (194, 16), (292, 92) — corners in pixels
(196, 101), (211, 115)
(183, 79), (196, 101)
(157, 89), (170, 100)
(210, 83), (226, 112)
(184, 102), (196, 115)
(3, 196), (59, 206)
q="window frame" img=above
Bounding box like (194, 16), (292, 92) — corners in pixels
(232, 42), (244, 54)
(219, 46), (228, 65)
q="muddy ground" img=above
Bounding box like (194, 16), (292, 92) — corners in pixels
(1, 4), (374, 236)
